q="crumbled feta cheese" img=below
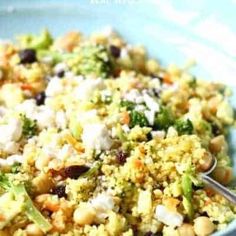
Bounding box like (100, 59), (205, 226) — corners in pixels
(155, 205), (183, 227)
(57, 144), (75, 160)
(77, 109), (99, 125)
(91, 193), (114, 220)
(151, 130), (166, 139)
(120, 48), (129, 59)
(75, 78), (104, 101)
(45, 77), (64, 97)
(124, 89), (143, 103)
(82, 123), (112, 150)
(56, 110), (67, 129)
(135, 105), (146, 112)
(143, 93), (160, 112)
(0, 154), (22, 167)
(144, 110), (156, 126)
(166, 127), (178, 138)
(3, 142), (20, 154)
(37, 106), (55, 129)
(16, 99), (37, 120)
(122, 124), (130, 133)
(0, 118), (22, 144)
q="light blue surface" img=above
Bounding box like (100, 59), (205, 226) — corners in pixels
(0, 0), (236, 235)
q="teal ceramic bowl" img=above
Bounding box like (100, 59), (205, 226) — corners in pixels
(0, 0), (235, 235)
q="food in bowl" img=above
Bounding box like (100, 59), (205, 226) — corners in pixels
(0, 29), (235, 235)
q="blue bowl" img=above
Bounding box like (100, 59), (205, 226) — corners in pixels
(0, 0), (235, 235)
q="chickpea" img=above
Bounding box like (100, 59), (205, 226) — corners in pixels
(199, 152), (213, 172)
(212, 166), (233, 185)
(194, 217), (215, 236)
(209, 135), (227, 154)
(73, 203), (96, 226)
(178, 224), (195, 236)
(25, 224), (44, 236)
(32, 172), (54, 194)
(35, 154), (51, 171)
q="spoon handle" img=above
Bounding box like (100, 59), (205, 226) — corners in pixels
(201, 174), (236, 205)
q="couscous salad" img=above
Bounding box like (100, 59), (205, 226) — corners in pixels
(0, 29), (235, 236)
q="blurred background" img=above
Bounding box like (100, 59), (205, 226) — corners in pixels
(0, 0), (235, 86)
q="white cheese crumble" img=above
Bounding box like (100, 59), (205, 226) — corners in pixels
(16, 99), (37, 120)
(91, 193), (114, 220)
(0, 155), (22, 167)
(36, 106), (56, 129)
(143, 93), (160, 112)
(144, 110), (156, 126)
(56, 110), (67, 129)
(124, 89), (143, 103)
(151, 130), (166, 139)
(75, 78), (104, 101)
(82, 123), (112, 150)
(155, 205), (183, 227)
(45, 77), (64, 97)
(0, 118), (22, 144)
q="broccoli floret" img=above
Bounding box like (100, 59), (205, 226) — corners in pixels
(20, 114), (38, 138)
(129, 110), (149, 128)
(18, 29), (53, 50)
(154, 107), (175, 130)
(75, 44), (112, 78)
(120, 100), (136, 111)
(0, 173), (52, 233)
(174, 118), (193, 135)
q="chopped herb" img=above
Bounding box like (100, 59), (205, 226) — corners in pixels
(174, 118), (194, 135)
(154, 107), (175, 130)
(20, 114), (38, 138)
(11, 163), (21, 174)
(129, 110), (149, 128)
(120, 100), (136, 110)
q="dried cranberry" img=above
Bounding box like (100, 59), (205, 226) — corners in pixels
(35, 91), (46, 105)
(116, 151), (127, 165)
(144, 232), (162, 236)
(19, 49), (37, 64)
(64, 165), (90, 179)
(51, 185), (67, 198)
(110, 45), (121, 58)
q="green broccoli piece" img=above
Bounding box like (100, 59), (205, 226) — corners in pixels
(129, 110), (149, 128)
(18, 29), (53, 50)
(75, 44), (112, 78)
(20, 114), (38, 138)
(120, 100), (136, 111)
(181, 173), (194, 219)
(174, 118), (193, 135)
(154, 107), (175, 130)
(0, 173), (52, 233)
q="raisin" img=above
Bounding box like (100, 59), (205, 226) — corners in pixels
(110, 45), (121, 58)
(51, 185), (67, 198)
(116, 151), (127, 165)
(35, 91), (46, 106)
(64, 165), (90, 179)
(19, 49), (37, 64)
(56, 70), (65, 78)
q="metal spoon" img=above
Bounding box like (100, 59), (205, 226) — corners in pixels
(200, 156), (236, 204)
